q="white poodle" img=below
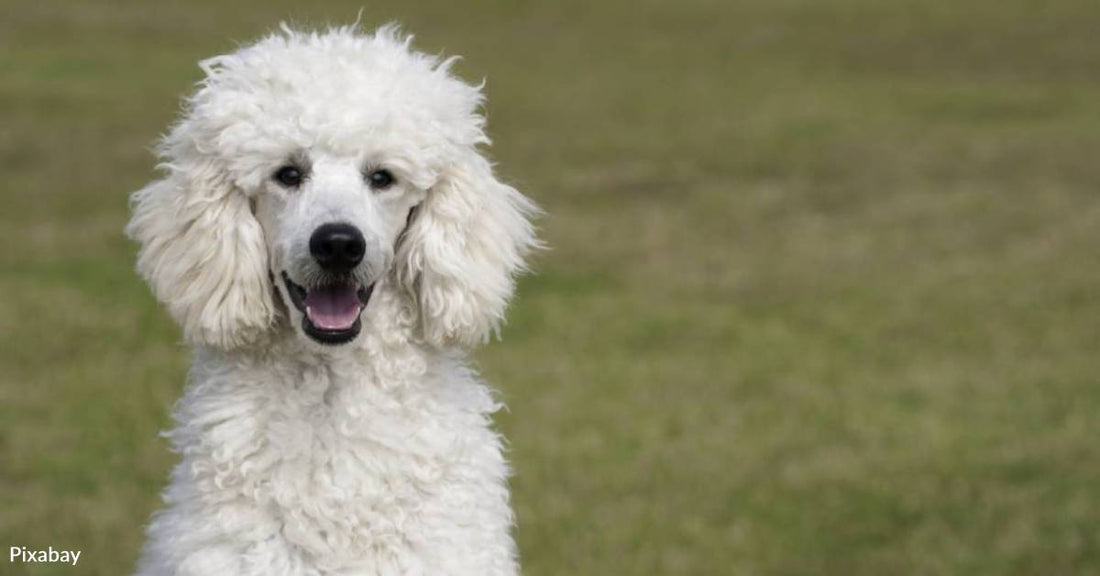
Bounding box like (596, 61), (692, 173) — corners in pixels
(126, 24), (539, 576)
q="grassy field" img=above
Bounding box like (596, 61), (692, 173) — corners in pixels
(3, 0), (1100, 574)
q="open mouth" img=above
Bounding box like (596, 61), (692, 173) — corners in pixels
(281, 272), (374, 345)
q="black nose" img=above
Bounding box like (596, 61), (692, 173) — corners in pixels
(310, 223), (366, 271)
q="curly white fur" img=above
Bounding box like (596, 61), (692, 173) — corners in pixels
(126, 24), (539, 576)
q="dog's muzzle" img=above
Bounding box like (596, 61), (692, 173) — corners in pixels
(281, 223), (375, 345)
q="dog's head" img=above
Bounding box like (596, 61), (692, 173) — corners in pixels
(127, 25), (538, 350)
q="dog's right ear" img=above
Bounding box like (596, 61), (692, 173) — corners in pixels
(126, 154), (276, 349)
(395, 148), (540, 348)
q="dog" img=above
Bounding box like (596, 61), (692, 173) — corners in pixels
(126, 24), (539, 576)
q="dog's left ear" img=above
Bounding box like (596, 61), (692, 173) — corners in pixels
(395, 149), (540, 348)
(126, 155), (276, 349)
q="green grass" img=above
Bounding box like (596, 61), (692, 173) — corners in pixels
(3, 0), (1100, 574)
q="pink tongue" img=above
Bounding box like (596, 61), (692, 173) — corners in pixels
(304, 285), (362, 330)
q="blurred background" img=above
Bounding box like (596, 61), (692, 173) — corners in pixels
(2, 0), (1099, 574)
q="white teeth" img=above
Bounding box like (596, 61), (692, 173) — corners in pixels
(305, 306), (312, 318)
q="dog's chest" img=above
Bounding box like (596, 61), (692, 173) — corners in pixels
(171, 360), (510, 571)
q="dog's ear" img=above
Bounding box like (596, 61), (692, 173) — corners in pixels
(126, 155), (276, 349)
(395, 149), (540, 348)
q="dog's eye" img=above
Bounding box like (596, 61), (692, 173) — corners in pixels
(367, 169), (395, 190)
(274, 166), (304, 188)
